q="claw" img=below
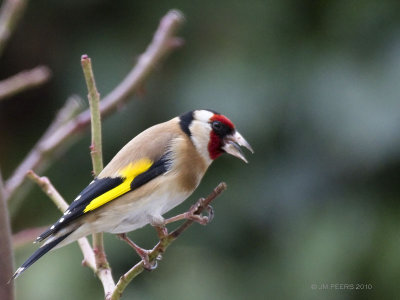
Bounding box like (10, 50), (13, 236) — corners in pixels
(143, 254), (158, 271)
(143, 252), (163, 271)
(205, 205), (214, 223)
(187, 198), (214, 225)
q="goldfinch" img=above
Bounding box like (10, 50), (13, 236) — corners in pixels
(13, 109), (253, 278)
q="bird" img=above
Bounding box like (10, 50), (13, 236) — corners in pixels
(12, 109), (253, 279)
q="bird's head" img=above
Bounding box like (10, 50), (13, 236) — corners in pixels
(179, 109), (254, 164)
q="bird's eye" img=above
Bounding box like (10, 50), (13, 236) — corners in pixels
(212, 121), (222, 131)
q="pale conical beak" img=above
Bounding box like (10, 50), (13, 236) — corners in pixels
(222, 131), (254, 163)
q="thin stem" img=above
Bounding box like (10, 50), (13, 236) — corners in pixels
(5, 9), (185, 203)
(26, 171), (67, 211)
(81, 53), (107, 266)
(76, 238), (96, 273)
(0, 169), (14, 300)
(0, 0), (28, 57)
(81, 54), (112, 292)
(110, 182), (228, 300)
(81, 55), (103, 174)
(0, 66), (51, 101)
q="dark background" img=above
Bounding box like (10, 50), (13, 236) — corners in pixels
(2, 1), (400, 299)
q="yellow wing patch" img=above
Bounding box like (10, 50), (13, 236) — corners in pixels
(83, 158), (153, 213)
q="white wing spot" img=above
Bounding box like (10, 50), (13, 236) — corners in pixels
(75, 195), (81, 201)
(50, 225), (55, 230)
(64, 210), (70, 215)
(89, 180), (95, 185)
(59, 217), (65, 223)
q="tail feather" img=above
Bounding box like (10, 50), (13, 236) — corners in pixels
(12, 231), (72, 280)
(35, 227), (54, 243)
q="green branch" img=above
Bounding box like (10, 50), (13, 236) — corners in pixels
(81, 55), (113, 289)
(81, 55), (103, 175)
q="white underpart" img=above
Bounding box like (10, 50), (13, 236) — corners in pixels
(112, 188), (190, 233)
(189, 110), (214, 165)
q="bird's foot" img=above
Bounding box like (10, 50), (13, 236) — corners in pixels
(187, 197), (214, 225)
(162, 198), (214, 226)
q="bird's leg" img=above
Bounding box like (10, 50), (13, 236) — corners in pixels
(150, 216), (169, 241)
(117, 233), (157, 271)
(154, 225), (169, 241)
(163, 198), (214, 225)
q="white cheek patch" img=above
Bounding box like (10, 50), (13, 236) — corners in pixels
(189, 120), (213, 165)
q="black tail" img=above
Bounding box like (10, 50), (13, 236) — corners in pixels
(11, 232), (72, 280)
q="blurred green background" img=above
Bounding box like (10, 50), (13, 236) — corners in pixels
(2, 0), (400, 299)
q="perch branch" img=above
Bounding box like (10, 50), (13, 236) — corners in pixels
(26, 170), (67, 211)
(5, 9), (185, 202)
(81, 54), (113, 292)
(0, 66), (51, 101)
(81, 55), (103, 175)
(0, 169), (14, 300)
(110, 182), (227, 300)
(0, 0), (28, 56)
